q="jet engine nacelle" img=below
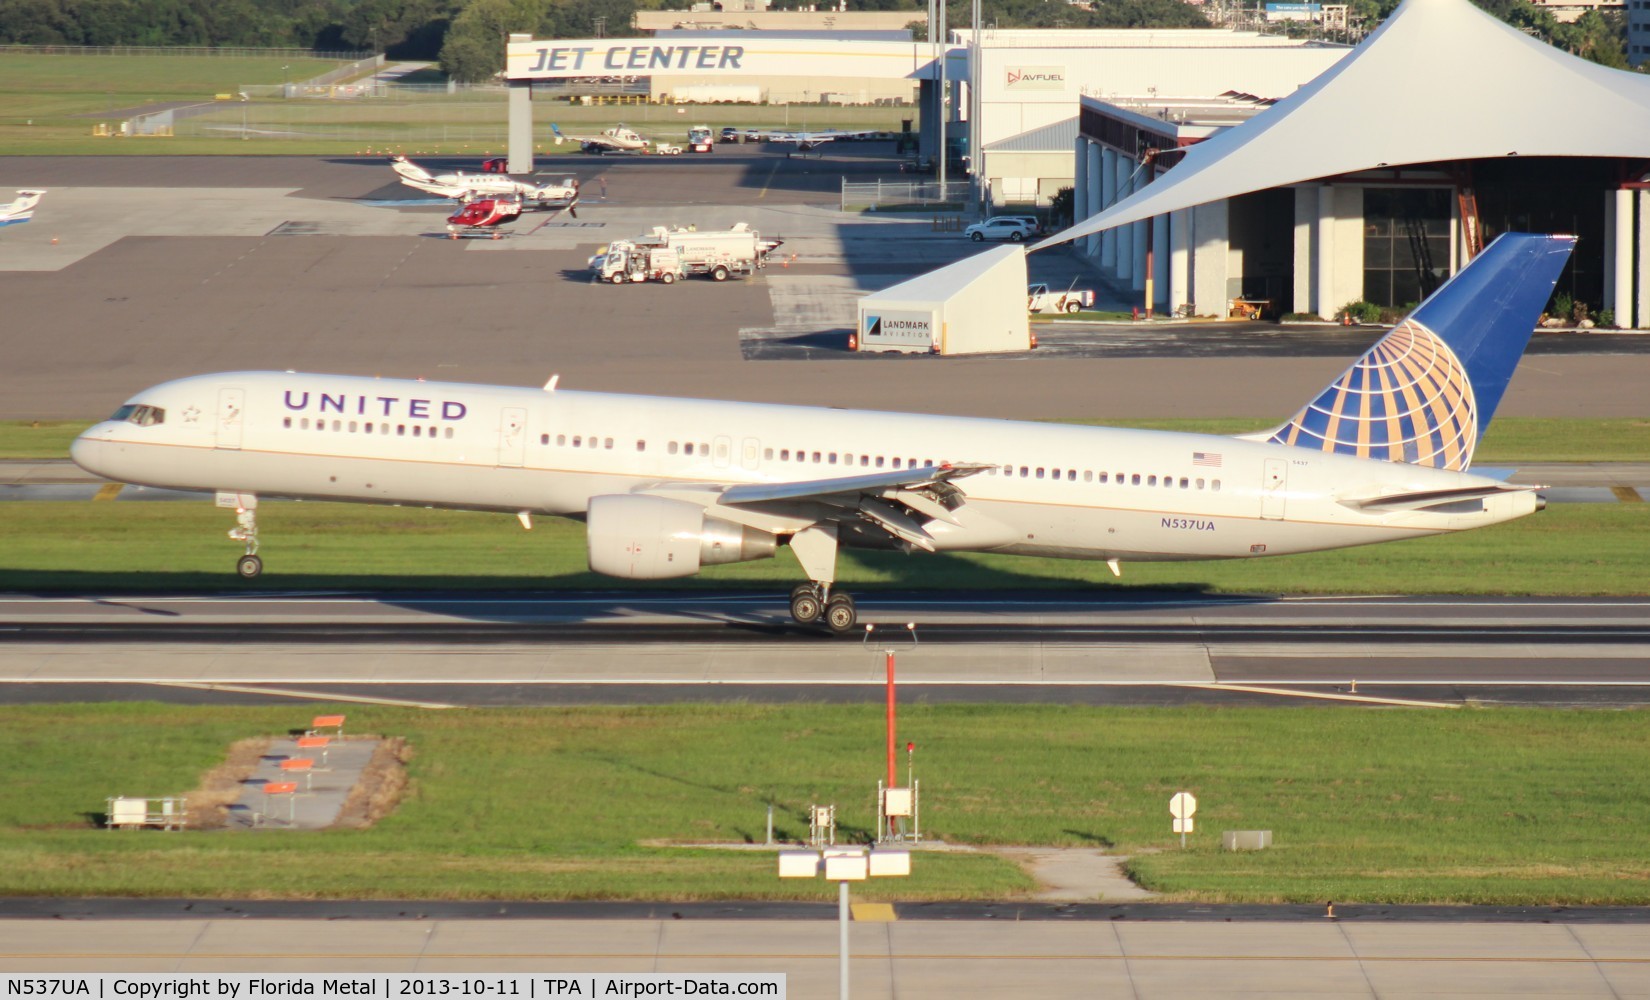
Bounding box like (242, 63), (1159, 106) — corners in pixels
(586, 494), (777, 579)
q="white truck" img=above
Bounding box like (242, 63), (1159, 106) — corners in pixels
(640, 223), (782, 281)
(595, 242), (685, 284)
(1026, 283), (1095, 314)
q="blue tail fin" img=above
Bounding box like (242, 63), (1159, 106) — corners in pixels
(1269, 233), (1574, 470)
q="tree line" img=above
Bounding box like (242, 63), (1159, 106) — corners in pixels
(0, 0), (1631, 81)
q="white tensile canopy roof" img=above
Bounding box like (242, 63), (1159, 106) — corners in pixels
(1036, 0), (1650, 251)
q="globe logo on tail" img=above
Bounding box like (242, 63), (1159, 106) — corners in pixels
(1268, 319), (1477, 471)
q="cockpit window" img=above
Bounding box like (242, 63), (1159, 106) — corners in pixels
(111, 404), (164, 426)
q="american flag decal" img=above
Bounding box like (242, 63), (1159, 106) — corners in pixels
(1192, 452), (1222, 467)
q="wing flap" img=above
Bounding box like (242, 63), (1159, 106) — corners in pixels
(718, 463), (992, 506)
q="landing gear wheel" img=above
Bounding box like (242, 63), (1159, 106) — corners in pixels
(790, 585), (823, 625)
(237, 554), (263, 579)
(823, 593), (857, 634)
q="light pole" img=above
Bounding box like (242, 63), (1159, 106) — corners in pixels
(779, 847), (911, 1000)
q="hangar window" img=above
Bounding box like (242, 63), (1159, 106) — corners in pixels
(1363, 187), (1451, 307)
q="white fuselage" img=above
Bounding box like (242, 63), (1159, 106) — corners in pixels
(71, 372), (1540, 564)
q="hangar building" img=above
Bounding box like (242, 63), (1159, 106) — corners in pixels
(1050, 0), (1650, 327)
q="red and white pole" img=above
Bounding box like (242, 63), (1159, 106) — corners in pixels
(886, 648), (897, 789)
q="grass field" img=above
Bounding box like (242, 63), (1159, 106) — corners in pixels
(0, 54), (349, 153)
(0, 500), (1642, 595)
(0, 53), (909, 155)
(1, 703), (1647, 904)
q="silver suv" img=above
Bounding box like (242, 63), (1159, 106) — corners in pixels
(965, 216), (1035, 242)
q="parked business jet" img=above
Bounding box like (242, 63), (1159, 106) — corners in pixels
(72, 234), (1572, 633)
(0, 189), (45, 228)
(551, 123), (649, 154)
(388, 156), (578, 211)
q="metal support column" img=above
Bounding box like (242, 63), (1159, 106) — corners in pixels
(1098, 147), (1115, 268)
(1637, 190), (1650, 329)
(1128, 166), (1147, 292)
(1316, 184), (1337, 320)
(1612, 188), (1633, 324)
(1169, 208), (1190, 317)
(1072, 137), (1089, 234)
(507, 80), (534, 175)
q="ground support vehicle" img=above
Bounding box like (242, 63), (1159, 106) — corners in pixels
(596, 242), (685, 284)
(1027, 283), (1095, 314)
(639, 224), (782, 281)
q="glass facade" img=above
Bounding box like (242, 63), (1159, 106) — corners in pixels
(1362, 188), (1451, 309)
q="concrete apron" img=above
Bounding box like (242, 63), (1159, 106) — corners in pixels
(228, 736), (380, 830)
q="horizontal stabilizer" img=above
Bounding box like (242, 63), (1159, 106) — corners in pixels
(1340, 482), (1539, 513)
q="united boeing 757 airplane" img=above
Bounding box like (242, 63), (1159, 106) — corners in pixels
(72, 233), (1573, 633)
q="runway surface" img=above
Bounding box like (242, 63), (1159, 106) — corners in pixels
(4, 154), (1649, 422)
(5, 593), (1648, 706)
(3, 907), (1647, 998)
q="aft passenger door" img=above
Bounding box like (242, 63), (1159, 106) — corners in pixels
(1260, 458), (1287, 520)
(498, 407), (527, 468)
(215, 388), (245, 450)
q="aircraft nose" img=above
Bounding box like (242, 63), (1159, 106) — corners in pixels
(69, 427), (111, 477)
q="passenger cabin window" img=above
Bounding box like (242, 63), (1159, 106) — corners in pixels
(668, 442), (679, 455)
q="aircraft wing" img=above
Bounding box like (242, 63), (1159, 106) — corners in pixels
(714, 463), (996, 551)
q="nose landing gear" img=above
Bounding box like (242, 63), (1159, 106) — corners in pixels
(222, 494), (261, 578)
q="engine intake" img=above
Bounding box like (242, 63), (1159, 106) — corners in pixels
(586, 494), (778, 579)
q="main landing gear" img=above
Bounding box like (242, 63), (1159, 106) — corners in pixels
(790, 583), (857, 634)
(224, 495), (262, 579)
(785, 522), (857, 634)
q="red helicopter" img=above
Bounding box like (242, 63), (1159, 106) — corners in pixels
(445, 194), (523, 239)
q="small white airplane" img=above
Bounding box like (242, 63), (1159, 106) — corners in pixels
(551, 123), (649, 154)
(388, 156), (578, 211)
(0, 189), (46, 228)
(72, 234), (1572, 634)
(767, 129), (879, 153)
